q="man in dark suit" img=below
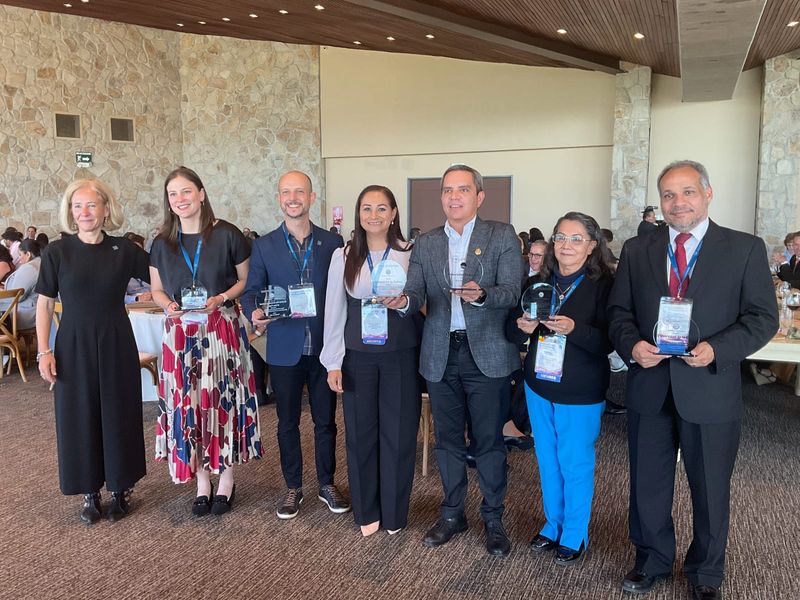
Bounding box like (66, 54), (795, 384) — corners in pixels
(387, 164), (522, 556)
(242, 170), (348, 520)
(608, 160), (778, 599)
(637, 206), (660, 237)
(777, 231), (800, 288)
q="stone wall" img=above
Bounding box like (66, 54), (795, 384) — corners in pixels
(757, 52), (800, 250)
(179, 37), (322, 234)
(609, 63), (652, 250)
(0, 5), (322, 238)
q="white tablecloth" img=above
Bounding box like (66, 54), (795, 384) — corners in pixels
(129, 311), (165, 401)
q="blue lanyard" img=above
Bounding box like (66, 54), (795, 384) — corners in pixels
(178, 231), (202, 284)
(667, 238), (703, 298)
(282, 224), (313, 282)
(366, 247), (392, 295)
(549, 273), (584, 317)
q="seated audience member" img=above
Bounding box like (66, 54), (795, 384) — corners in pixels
(600, 228), (619, 269)
(122, 232), (152, 303)
(637, 206), (660, 236)
(528, 239), (546, 276)
(778, 231), (800, 289)
(529, 227), (545, 243)
(26, 226), (37, 239)
(0, 239), (41, 329)
(0, 244), (13, 283)
(35, 232), (49, 247)
(519, 231), (530, 255)
(783, 232), (795, 264)
(2, 229), (22, 266)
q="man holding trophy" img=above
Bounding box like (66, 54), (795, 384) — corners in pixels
(608, 160), (777, 600)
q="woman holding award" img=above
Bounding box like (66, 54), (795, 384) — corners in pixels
(320, 185), (420, 537)
(509, 211), (613, 565)
(149, 166), (262, 516)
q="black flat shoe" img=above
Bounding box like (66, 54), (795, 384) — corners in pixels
(691, 584), (722, 600)
(422, 516), (469, 547)
(621, 568), (666, 594)
(465, 454), (477, 469)
(554, 542), (585, 565)
(604, 400), (627, 415)
(192, 483), (214, 517)
(80, 492), (102, 525)
(504, 435), (534, 451)
(485, 520), (511, 556)
(529, 533), (557, 553)
(107, 489), (133, 523)
(211, 484), (236, 515)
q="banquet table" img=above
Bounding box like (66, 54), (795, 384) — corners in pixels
(747, 317), (800, 396)
(128, 304), (165, 401)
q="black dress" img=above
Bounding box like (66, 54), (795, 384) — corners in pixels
(36, 234), (150, 495)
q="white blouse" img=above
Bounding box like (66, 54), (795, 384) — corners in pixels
(320, 244), (412, 371)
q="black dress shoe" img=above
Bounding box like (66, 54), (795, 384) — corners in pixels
(529, 533), (557, 553)
(107, 489), (133, 523)
(422, 516), (468, 547)
(80, 492), (102, 525)
(691, 584), (722, 600)
(621, 569), (666, 594)
(485, 520), (511, 556)
(554, 541), (585, 565)
(504, 435), (534, 451)
(604, 400), (627, 415)
(192, 483), (214, 517)
(211, 484), (236, 515)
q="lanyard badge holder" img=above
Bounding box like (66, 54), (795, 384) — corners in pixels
(282, 225), (317, 319)
(654, 241), (702, 356)
(361, 247), (407, 345)
(178, 232), (208, 324)
(532, 274), (584, 383)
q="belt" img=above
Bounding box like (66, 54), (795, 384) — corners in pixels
(450, 330), (468, 342)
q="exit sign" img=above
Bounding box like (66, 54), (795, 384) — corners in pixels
(76, 152), (93, 166)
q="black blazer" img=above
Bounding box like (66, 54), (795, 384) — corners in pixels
(778, 256), (800, 289)
(608, 220), (778, 424)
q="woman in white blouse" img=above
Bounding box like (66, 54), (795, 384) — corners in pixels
(1, 239), (42, 329)
(321, 185), (421, 537)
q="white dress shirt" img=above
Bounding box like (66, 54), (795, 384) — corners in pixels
(667, 218), (709, 282)
(444, 216), (477, 332)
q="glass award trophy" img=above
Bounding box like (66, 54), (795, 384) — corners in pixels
(654, 297), (695, 356)
(444, 255), (484, 292)
(371, 259), (407, 298)
(521, 282), (556, 321)
(260, 285), (291, 319)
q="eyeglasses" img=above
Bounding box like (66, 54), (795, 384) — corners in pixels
(530, 253), (544, 258)
(552, 233), (590, 245)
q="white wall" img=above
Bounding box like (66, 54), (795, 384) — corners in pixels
(648, 69), (763, 233)
(320, 47), (616, 235)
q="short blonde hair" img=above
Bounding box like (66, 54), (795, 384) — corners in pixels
(59, 179), (124, 233)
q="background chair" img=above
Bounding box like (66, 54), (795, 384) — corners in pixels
(0, 289), (27, 382)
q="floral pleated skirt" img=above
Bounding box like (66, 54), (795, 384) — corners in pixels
(155, 304), (262, 483)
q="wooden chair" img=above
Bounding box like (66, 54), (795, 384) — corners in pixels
(420, 393), (432, 476)
(138, 352), (159, 386)
(0, 289), (27, 382)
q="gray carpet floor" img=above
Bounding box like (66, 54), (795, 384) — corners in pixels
(1, 369), (798, 599)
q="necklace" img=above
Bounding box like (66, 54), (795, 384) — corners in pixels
(555, 281), (577, 301)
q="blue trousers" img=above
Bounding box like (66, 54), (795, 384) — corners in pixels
(525, 385), (604, 551)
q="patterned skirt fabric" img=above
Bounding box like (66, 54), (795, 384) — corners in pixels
(155, 305), (262, 483)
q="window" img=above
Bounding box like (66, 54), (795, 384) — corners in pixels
(110, 118), (135, 142)
(55, 113), (81, 139)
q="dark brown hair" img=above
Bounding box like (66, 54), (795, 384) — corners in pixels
(539, 211), (614, 281)
(343, 185), (408, 291)
(158, 166), (216, 251)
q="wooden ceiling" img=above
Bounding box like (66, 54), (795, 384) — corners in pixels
(3, 0), (800, 79)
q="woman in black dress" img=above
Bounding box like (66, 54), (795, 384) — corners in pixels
(36, 178), (150, 524)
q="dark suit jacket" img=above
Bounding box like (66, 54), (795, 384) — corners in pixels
(778, 256), (800, 288)
(403, 218), (523, 382)
(241, 224), (343, 367)
(608, 220), (778, 424)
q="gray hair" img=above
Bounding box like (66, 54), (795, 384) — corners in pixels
(656, 160), (711, 192)
(441, 164), (484, 194)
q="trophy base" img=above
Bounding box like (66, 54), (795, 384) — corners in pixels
(654, 350), (693, 357)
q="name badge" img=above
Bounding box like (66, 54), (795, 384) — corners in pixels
(288, 283), (317, 318)
(361, 300), (388, 345)
(655, 297), (693, 356)
(180, 284), (208, 311)
(534, 334), (566, 382)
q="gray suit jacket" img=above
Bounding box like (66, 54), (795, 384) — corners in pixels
(404, 218), (523, 382)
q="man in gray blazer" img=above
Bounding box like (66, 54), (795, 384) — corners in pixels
(387, 164), (522, 555)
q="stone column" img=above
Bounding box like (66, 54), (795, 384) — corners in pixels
(757, 51), (800, 251)
(609, 62), (653, 251)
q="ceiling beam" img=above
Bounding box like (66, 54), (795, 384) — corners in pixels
(678, 0), (768, 101)
(341, 0), (622, 74)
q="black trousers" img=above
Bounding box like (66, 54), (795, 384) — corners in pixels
(426, 335), (509, 523)
(342, 347), (421, 529)
(269, 355), (338, 489)
(627, 390), (741, 588)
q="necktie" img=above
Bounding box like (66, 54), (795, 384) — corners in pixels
(669, 232), (692, 298)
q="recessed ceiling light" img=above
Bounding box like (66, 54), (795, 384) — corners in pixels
(789, 21), (800, 27)
(353, 41), (362, 45)
(80, 0), (89, 3)
(633, 32), (645, 39)
(63, 2), (72, 6)
(249, 13), (258, 18)
(556, 28), (567, 34)
(198, 21), (206, 25)
(222, 17), (231, 22)
(279, 10), (288, 15)
(425, 33), (435, 39)
(386, 36), (395, 41)
(177, 23), (184, 27)
(314, 4), (325, 10)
